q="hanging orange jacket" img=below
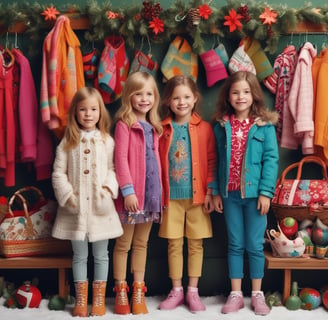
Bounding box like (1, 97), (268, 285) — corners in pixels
(40, 15), (85, 139)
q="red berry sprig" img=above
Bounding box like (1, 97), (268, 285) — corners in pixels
(237, 5), (250, 22)
(142, 1), (162, 21)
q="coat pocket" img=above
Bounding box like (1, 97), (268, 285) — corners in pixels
(96, 189), (114, 215)
(65, 195), (79, 214)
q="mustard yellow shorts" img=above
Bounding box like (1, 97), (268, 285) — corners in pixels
(158, 199), (212, 239)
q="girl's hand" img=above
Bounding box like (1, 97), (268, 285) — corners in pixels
(124, 194), (139, 212)
(66, 196), (76, 208)
(204, 194), (214, 213)
(257, 195), (271, 215)
(213, 195), (223, 213)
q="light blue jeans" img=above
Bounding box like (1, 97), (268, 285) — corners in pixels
(222, 191), (267, 280)
(71, 236), (109, 282)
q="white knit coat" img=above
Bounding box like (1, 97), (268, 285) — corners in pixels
(51, 130), (123, 242)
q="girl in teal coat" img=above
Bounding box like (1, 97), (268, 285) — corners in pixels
(211, 71), (279, 316)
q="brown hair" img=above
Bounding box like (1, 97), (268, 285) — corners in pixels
(213, 71), (278, 123)
(64, 87), (111, 151)
(161, 75), (202, 119)
(113, 71), (162, 135)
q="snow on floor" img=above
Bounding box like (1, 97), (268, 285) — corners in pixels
(1, 295), (327, 320)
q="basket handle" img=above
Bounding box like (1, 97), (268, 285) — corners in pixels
(296, 156), (328, 180)
(11, 186), (45, 201)
(8, 186), (44, 239)
(280, 156), (328, 184)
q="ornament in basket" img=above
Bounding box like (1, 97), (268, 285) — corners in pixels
(271, 156), (328, 225)
(0, 186), (71, 258)
(266, 224), (305, 258)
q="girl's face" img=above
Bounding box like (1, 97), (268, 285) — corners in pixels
(169, 84), (197, 124)
(131, 80), (155, 121)
(76, 96), (100, 131)
(228, 80), (253, 120)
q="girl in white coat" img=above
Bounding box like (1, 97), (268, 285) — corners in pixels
(52, 87), (123, 317)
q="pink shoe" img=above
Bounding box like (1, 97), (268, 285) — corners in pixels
(251, 292), (270, 315)
(221, 292), (244, 314)
(185, 289), (206, 312)
(159, 289), (184, 310)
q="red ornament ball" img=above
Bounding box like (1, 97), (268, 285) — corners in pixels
(322, 290), (328, 310)
(279, 217), (298, 239)
(299, 287), (321, 310)
(15, 283), (42, 308)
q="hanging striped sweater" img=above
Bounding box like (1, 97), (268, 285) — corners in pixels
(40, 15), (85, 139)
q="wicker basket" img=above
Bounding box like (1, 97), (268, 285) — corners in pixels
(271, 156), (328, 225)
(0, 237), (72, 258)
(272, 204), (328, 225)
(0, 186), (72, 258)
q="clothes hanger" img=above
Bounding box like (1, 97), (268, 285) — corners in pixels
(321, 33), (328, 51)
(2, 32), (15, 68)
(287, 32), (293, 47)
(14, 32), (19, 49)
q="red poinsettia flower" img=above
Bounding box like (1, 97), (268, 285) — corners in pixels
(198, 4), (212, 20)
(149, 17), (164, 35)
(107, 11), (119, 19)
(41, 5), (60, 21)
(259, 7), (278, 25)
(224, 8), (243, 32)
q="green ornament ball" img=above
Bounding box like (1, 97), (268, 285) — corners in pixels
(48, 295), (66, 311)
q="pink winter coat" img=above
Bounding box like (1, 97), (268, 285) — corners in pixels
(114, 120), (162, 214)
(286, 42), (317, 154)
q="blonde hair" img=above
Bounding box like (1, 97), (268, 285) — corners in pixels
(113, 71), (162, 135)
(213, 71), (278, 123)
(160, 75), (201, 119)
(64, 87), (111, 151)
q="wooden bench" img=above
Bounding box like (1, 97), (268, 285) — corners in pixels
(264, 251), (328, 303)
(0, 255), (72, 297)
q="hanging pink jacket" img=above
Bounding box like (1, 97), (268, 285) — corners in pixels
(13, 48), (53, 180)
(0, 52), (15, 186)
(287, 42), (317, 154)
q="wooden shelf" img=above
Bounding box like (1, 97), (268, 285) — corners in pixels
(265, 251), (328, 304)
(0, 255), (72, 298)
(1, 16), (327, 34)
(293, 21), (328, 33)
(0, 13), (89, 35)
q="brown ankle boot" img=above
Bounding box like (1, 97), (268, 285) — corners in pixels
(90, 281), (107, 316)
(132, 281), (148, 314)
(73, 281), (88, 317)
(114, 281), (130, 314)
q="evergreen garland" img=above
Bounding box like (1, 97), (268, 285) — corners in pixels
(0, 0), (328, 55)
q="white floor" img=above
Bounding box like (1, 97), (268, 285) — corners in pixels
(1, 295), (327, 319)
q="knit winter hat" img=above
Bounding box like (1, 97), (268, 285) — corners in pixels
(161, 36), (198, 82)
(129, 50), (158, 78)
(97, 35), (129, 103)
(200, 49), (228, 87)
(228, 44), (256, 75)
(242, 36), (273, 81)
(214, 43), (229, 69)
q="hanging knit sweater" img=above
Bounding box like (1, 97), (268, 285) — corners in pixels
(40, 15), (84, 139)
